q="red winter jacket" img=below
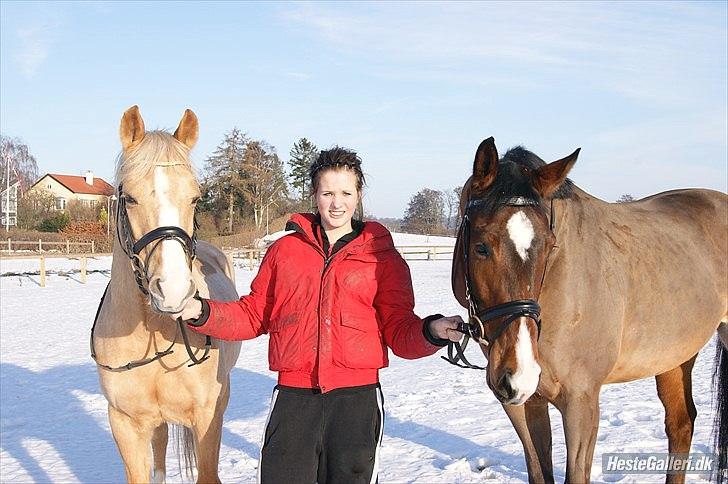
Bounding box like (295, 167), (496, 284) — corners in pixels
(189, 213), (443, 392)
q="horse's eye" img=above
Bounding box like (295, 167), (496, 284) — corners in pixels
(123, 195), (138, 206)
(475, 243), (491, 257)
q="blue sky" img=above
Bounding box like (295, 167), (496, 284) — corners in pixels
(1, 1), (726, 218)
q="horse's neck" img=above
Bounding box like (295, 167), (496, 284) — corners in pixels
(552, 186), (610, 240)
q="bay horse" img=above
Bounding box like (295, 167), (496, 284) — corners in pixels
(451, 137), (727, 483)
(92, 106), (241, 483)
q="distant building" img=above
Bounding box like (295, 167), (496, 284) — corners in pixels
(27, 171), (114, 210)
(1, 181), (20, 227)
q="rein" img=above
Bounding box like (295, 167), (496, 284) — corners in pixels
(90, 183), (211, 371)
(442, 196), (554, 370)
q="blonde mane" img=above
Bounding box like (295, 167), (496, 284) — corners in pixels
(115, 130), (197, 188)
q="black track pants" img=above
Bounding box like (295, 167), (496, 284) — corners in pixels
(258, 383), (384, 484)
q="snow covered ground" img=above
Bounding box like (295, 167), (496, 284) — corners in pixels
(0, 252), (720, 483)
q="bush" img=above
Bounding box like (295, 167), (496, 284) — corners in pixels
(61, 221), (112, 252)
(37, 212), (70, 232)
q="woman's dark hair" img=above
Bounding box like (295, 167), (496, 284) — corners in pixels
(309, 146), (366, 193)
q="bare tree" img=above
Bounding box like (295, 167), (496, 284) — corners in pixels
(443, 186), (463, 234)
(616, 194), (635, 203)
(242, 140), (289, 231)
(402, 188), (445, 235)
(1, 135), (39, 193)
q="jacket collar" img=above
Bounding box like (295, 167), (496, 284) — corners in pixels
(286, 213), (395, 255)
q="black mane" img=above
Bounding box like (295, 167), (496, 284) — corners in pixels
(480, 146), (573, 208)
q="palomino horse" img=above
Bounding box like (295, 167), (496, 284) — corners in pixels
(92, 106), (241, 483)
(451, 137), (727, 483)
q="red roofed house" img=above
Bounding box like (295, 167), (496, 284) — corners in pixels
(27, 171), (114, 210)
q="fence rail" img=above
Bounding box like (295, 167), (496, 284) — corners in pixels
(224, 244), (455, 269)
(1, 239), (95, 254)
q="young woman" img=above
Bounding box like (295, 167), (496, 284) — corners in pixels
(175, 147), (464, 483)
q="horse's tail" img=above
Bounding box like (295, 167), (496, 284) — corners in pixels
(172, 424), (197, 480)
(714, 330), (728, 484)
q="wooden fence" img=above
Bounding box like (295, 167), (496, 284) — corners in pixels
(1, 239), (95, 254)
(0, 253), (108, 287)
(0, 245), (455, 288)
(224, 245), (455, 269)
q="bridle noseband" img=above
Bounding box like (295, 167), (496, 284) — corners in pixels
(90, 182), (211, 371)
(443, 196), (554, 370)
(116, 183), (197, 295)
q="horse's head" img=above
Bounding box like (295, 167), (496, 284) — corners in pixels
(115, 105), (201, 314)
(452, 137), (579, 405)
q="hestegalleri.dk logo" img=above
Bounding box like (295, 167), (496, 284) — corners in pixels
(602, 453), (716, 474)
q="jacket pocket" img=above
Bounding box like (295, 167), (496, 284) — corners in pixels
(334, 310), (388, 369)
(267, 312), (307, 372)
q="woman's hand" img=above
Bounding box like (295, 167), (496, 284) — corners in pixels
(172, 297), (203, 322)
(429, 315), (465, 342)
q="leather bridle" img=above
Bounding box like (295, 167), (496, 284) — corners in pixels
(90, 183), (211, 371)
(443, 196), (555, 370)
(115, 183), (197, 295)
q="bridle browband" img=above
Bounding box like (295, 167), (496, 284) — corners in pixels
(90, 182), (211, 371)
(442, 195), (555, 370)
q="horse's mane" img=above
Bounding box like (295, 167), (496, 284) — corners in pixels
(115, 131), (196, 188)
(487, 145), (574, 203)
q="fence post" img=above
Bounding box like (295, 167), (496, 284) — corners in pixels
(40, 255), (46, 287)
(432, 246), (438, 260)
(6, 238), (10, 251)
(248, 250), (254, 271)
(66, 240), (70, 253)
(39, 239), (42, 252)
(91, 241), (95, 253)
(226, 251), (234, 274)
(80, 256), (87, 284)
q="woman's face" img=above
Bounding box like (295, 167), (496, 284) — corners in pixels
(314, 168), (360, 232)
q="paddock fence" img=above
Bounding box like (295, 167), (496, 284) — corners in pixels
(0, 244), (455, 287)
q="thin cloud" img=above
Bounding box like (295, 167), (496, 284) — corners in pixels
(14, 25), (53, 78)
(285, 71), (312, 80)
(281, 2), (726, 108)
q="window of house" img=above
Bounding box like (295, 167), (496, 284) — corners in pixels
(56, 197), (66, 210)
(47, 184), (52, 189)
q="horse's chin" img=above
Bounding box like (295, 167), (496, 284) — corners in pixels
(150, 296), (189, 315)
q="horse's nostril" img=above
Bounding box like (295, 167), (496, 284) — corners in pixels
(497, 371), (517, 400)
(147, 277), (164, 298)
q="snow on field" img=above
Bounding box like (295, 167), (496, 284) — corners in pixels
(0, 252), (720, 483)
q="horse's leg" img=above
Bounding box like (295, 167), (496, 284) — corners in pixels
(193, 381), (229, 484)
(503, 394), (554, 483)
(558, 389), (600, 482)
(151, 422), (168, 483)
(655, 354), (698, 484)
(108, 405), (154, 483)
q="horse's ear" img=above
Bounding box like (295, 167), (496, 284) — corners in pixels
(451, 225), (469, 309)
(472, 137), (499, 192)
(533, 148), (580, 198)
(174, 109), (199, 149)
(120, 105), (145, 151)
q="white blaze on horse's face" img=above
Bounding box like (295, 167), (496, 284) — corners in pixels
(509, 319), (542, 404)
(506, 211), (534, 262)
(146, 166), (196, 313)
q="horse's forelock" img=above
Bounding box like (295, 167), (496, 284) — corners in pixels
(115, 131), (195, 188)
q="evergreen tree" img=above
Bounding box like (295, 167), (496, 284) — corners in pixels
(288, 138), (318, 201)
(201, 128), (249, 234)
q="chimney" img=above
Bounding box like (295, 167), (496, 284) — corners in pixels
(85, 170), (94, 186)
